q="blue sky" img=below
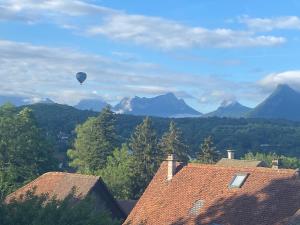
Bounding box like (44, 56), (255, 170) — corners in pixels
(1, 0), (300, 112)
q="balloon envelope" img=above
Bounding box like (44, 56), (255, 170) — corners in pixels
(76, 72), (87, 84)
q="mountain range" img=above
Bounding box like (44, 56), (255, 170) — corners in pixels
(2, 84), (300, 121)
(74, 99), (108, 112)
(248, 84), (300, 121)
(0, 95), (26, 106)
(0, 96), (55, 106)
(113, 93), (202, 118)
(38, 98), (55, 104)
(204, 100), (251, 118)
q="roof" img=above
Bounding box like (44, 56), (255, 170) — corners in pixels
(6, 172), (99, 202)
(6, 172), (127, 220)
(125, 162), (300, 225)
(216, 158), (266, 167)
(117, 200), (137, 216)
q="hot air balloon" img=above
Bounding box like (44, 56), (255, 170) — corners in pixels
(76, 72), (87, 85)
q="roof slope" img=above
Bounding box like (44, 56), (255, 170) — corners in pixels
(216, 158), (265, 167)
(125, 163), (300, 225)
(6, 172), (100, 202)
(6, 172), (128, 221)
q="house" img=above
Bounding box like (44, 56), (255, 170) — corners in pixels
(124, 154), (300, 225)
(5, 172), (127, 221)
(216, 150), (267, 167)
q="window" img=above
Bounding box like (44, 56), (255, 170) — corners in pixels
(189, 200), (205, 216)
(229, 173), (248, 188)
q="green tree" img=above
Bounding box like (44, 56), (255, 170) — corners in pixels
(98, 144), (134, 199)
(243, 152), (300, 169)
(243, 152), (276, 167)
(68, 106), (118, 173)
(0, 104), (56, 197)
(197, 136), (221, 164)
(159, 121), (189, 163)
(129, 117), (162, 199)
(1, 189), (119, 225)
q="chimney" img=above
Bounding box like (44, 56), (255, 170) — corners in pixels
(166, 154), (177, 181)
(272, 159), (280, 169)
(227, 149), (235, 159)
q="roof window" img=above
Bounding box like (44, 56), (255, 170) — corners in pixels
(229, 173), (248, 188)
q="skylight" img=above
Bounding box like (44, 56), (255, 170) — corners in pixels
(229, 173), (248, 188)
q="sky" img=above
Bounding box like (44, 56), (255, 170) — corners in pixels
(1, 0), (300, 112)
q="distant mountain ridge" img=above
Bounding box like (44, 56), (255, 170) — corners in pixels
(248, 84), (300, 121)
(74, 99), (108, 112)
(0, 96), (56, 106)
(204, 100), (251, 118)
(3, 84), (300, 120)
(37, 98), (55, 104)
(113, 93), (202, 118)
(0, 95), (26, 106)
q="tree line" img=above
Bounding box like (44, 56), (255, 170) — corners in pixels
(67, 107), (230, 199)
(67, 107), (192, 199)
(22, 103), (300, 158)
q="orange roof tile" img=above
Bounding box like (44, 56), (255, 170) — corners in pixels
(5, 172), (99, 202)
(125, 162), (300, 225)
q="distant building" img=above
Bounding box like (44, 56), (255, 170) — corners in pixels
(6, 172), (127, 221)
(125, 154), (300, 225)
(216, 150), (267, 168)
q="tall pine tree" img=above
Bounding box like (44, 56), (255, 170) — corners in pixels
(98, 144), (134, 200)
(0, 104), (56, 197)
(197, 136), (221, 164)
(159, 121), (189, 163)
(129, 117), (162, 199)
(68, 106), (118, 173)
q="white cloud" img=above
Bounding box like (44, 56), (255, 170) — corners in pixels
(199, 89), (239, 104)
(0, 39), (259, 109)
(87, 14), (285, 49)
(0, 39), (172, 104)
(259, 70), (300, 90)
(240, 15), (300, 31)
(0, 0), (115, 19)
(0, 0), (286, 49)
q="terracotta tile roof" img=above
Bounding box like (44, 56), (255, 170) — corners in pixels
(216, 158), (266, 167)
(125, 162), (300, 225)
(5, 172), (128, 220)
(5, 172), (100, 202)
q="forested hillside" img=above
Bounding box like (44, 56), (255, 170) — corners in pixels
(23, 103), (300, 158)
